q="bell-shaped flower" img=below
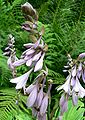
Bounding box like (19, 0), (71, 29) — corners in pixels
(73, 77), (85, 98)
(59, 94), (68, 115)
(10, 68), (33, 89)
(57, 74), (71, 94)
(27, 83), (38, 107)
(40, 94), (48, 115)
(34, 53), (45, 72)
(35, 88), (44, 108)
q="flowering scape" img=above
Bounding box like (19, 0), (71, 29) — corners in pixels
(4, 2), (85, 120)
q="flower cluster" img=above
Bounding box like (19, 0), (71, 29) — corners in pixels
(3, 34), (17, 77)
(25, 70), (52, 120)
(57, 53), (85, 119)
(13, 37), (47, 72)
(9, 2), (52, 120)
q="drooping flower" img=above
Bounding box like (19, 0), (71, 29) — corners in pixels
(59, 94), (68, 115)
(27, 83), (38, 107)
(10, 68), (33, 89)
(34, 53), (45, 72)
(57, 74), (71, 94)
(40, 94), (48, 115)
(72, 77), (85, 98)
(35, 78), (46, 108)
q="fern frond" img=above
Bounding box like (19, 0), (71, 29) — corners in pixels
(0, 88), (34, 120)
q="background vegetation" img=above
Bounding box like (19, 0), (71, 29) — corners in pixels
(0, 0), (85, 119)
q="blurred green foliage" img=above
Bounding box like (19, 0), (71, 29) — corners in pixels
(0, 0), (85, 119)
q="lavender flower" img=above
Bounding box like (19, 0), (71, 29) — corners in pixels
(58, 53), (85, 119)
(27, 83), (38, 107)
(13, 38), (46, 72)
(72, 77), (85, 98)
(59, 94), (68, 115)
(57, 74), (71, 94)
(10, 68), (33, 89)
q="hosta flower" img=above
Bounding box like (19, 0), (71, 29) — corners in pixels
(34, 53), (45, 72)
(57, 74), (71, 94)
(35, 78), (46, 108)
(36, 88), (44, 108)
(10, 68), (33, 89)
(27, 83), (38, 107)
(59, 94), (68, 115)
(40, 94), (48, 115)
(72, 77), (85, 98)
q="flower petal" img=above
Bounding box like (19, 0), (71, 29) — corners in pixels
(40, 94), (48, 115)
(27, 84), (38, 107)
(72, 92), (78, 106)
(13, 59), (25, 67)
(34, 53), (45, 72)
(72, 65), (76, 77)
(26, 58), (33, 66)
(36, 88), (44, 108)
(26, 84), (35, 94)
(32, 51), (42, 61)
(10, 68), (33, 89)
